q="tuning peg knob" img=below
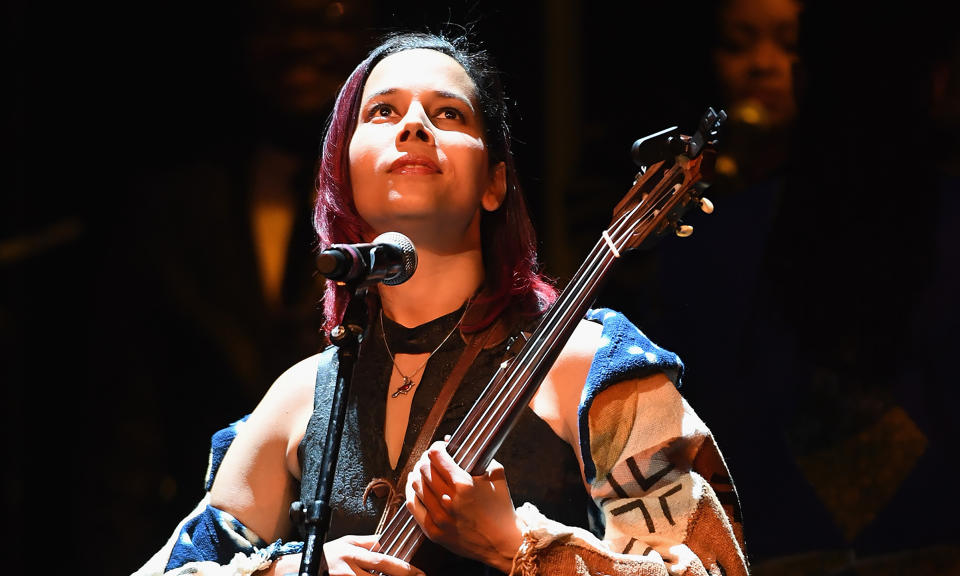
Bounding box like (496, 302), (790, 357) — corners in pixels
(699, 197), (714, 214)
(676, 224), (694, 237)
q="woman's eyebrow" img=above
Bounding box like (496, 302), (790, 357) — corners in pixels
(365, 87), (475, 113)
(366, 87), (400, 100)
(434, 90), (476, 113)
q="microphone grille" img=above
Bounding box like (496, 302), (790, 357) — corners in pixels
(374, 231), (418, 286)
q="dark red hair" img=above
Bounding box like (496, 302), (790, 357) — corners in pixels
(314, 32), (556, 335)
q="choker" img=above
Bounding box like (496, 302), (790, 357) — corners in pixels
(380, 305), (467, 398)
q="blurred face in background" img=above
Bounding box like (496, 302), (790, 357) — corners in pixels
(247, 0), (372, 117)
(714, 0), (802, 128)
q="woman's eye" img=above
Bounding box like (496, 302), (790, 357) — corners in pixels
(437, 108), (463, 121)
(369, 104), (394, 119)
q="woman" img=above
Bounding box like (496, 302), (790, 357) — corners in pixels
(139, 32), (747, 576)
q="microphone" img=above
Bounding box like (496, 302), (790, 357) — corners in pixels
(316, 231), (418, 286)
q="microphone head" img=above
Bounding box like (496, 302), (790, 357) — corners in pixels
(374, 231), (418, 286)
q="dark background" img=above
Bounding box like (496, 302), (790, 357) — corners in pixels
(4, 1), (958, 574)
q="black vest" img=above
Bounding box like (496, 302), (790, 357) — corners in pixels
(298, 310), (596, 575)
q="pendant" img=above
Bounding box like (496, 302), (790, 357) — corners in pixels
(391, 377), (415, 398)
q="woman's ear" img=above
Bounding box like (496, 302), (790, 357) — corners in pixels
(482, 162), (507, 212)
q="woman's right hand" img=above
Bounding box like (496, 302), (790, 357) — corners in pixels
(263, 534), (425, 576)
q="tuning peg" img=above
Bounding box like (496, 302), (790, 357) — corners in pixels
(699, 197), (714, 214)
(676, 224), (694, 237)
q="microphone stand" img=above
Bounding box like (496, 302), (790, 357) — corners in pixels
(291, 283), (369, 576)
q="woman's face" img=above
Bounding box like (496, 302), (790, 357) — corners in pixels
(714, 0), (801, 127)
(348, 48), (505, 249)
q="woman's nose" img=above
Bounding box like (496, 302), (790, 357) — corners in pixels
(397, 125), (432, 143)
(396, 107), (435, 146)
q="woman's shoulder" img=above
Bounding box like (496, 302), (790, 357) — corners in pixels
(269, 349), (332, 396)
(531, 316), (608, 438)
(582, 307), (684, 389)
(239, 350), (334, 444)
(535, 310), (669, 417)
(546, 308), (682, 386)
(533, 313), (676, 481)
(552, 317), (605, 370)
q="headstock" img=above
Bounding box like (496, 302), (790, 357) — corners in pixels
(609, 107), (726, 253)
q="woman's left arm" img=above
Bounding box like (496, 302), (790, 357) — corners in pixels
(406, 317), (749, 575)
(516, 314), (748, 575)
(511, 373), (749, 576)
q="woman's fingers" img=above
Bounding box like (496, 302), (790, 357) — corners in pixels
(425, 441), (474, 487)
(321, 534), (425, 576)
(353, 549), (423, 576)
(342, 533), (380, 549)
(407, 462), (454, 536)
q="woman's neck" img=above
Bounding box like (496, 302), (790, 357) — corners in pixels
(379, 244), (484, 327)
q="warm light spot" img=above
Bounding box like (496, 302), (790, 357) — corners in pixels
(715, 154), (738, 177)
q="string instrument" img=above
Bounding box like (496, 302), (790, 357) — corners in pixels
(374, 107), (727, 563)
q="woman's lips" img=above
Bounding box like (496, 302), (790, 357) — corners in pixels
(389, 156), (441, 174)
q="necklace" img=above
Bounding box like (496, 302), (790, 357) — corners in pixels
(380, 307), (465, 398)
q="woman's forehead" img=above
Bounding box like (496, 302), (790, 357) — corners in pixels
(361, 49), (478, 103)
